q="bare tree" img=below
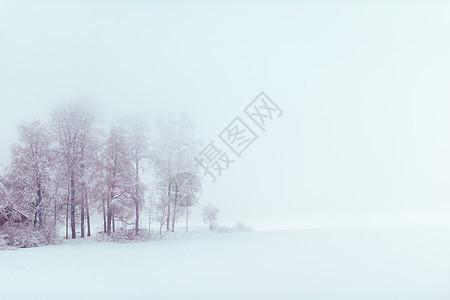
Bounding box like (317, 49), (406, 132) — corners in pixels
(101, 124), (134, 236)
(202, 204), (219, 231)
(8, 121), (52, 227)
(50, 100), (98, 239)
(125, 117), (150, 235)
(152, 112), (200, 232)
(152, 182), (169, 236)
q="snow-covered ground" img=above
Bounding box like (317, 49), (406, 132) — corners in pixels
(1, 229), (449, 300)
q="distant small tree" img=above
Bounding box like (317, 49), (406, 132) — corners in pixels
(202, 204), (219, 231)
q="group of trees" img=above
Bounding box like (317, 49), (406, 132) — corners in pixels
(0, 101), (215, 240)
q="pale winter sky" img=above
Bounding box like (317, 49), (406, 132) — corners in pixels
(1, 0), (450, 229)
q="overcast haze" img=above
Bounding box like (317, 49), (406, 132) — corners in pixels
(1, 0), (450, 229)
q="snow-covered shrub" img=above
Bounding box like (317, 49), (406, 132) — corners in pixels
(233, 221), (253, 232)
(0, 223), (61, 249)
(39, 224), (62, 245)
(95, 231), (109, 242)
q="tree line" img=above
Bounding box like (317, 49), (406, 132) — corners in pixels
(0, 100), (204, 239)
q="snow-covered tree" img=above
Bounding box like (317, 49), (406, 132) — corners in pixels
(50, 100), (98, 239)
(8, 121), (53, 227)
(125, 116), (150, 235)
(202, 204), (219, 231)
(101, 123), (134, 236)
(151, 112), (200, 232)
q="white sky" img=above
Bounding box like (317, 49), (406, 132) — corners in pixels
(1, 0), (450, 229)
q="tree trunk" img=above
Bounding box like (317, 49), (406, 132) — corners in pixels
(65, 196), (69, 239)
(102, 194), (107, 233)
(166, 182), (171, 232)
(80, 185), (85, 238)
(135, 201), (139, 235)
(112, 214), (115, 233)
(171, 184), (178, 232)
(54, 195), (58, 236)
(135, 162), (140, 235)
(106, 193), (112, 236)
(86, 191), (91, 237)
(107, 212), (112, 236)
(70, 171), (76, 239)
(35, 182), (42, 226)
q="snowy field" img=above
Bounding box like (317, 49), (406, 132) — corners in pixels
(1, 229), (450, 300)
